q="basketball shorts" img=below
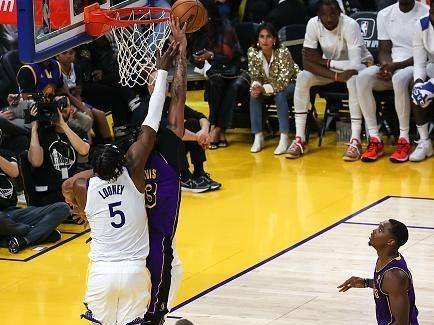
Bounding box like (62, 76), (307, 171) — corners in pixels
(82, 260), (151, 325)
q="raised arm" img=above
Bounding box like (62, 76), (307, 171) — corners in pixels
(166, 17), (187, 139)
(126, 43), (178, 192)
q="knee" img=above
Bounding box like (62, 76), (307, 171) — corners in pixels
(295, 70), (314, 89)
(391, 72), (411, 90)
(51, 202), (71, 217)
(356, 71), (371, 89)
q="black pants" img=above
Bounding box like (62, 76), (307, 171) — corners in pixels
(206, 74), (250, 129)
(181, 119), (206, 172)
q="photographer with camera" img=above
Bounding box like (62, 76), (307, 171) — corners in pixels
(0, 148), (70, 254)
(25, 95), (90, 206)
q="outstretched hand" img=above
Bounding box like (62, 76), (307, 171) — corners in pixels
(156, 43), (179, 71)
(337, 276), (365, 292)
(169, 16), (187, 50)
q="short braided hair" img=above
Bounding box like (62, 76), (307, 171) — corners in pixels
(316, 0), (342, 13)
(92, 144), (126, 182)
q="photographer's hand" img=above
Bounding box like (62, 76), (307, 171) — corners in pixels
(54, 107), (67, 130)
(28, 106), (44, 168)
(55, 107), (90, 156)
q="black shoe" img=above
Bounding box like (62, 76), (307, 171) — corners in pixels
(181, 175), (211, 193)
(45, 230), (61, 243)
(175, 320), (194, 325)
(197, 172), (221, 191)
(8, 236), (27, 254)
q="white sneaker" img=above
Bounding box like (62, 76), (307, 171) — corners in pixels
(274, 133), (289, 155)
(409, 139), (433, 162)
(250, 133), (264, 153)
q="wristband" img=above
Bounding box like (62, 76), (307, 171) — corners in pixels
(364, 278), (369, 288)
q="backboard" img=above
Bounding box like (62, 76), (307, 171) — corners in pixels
(16, 0), (150, 63)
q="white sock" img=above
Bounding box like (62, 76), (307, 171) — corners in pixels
(399, 128), (410, 142)
(295, 113), (307, 141)
(350, 118), (362, 141)
(368, 127), (380, 140)
(417, 123), (429, 141)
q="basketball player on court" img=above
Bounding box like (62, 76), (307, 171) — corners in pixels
(142, 18), (187, 325)
(62, 22), (183, 325)
(338, 219), (419, 325)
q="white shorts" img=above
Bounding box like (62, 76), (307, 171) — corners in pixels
(82, 261), (151, 325)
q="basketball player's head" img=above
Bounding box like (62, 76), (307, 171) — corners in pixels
(368, 219), (409, 251)
(92, 144), (126, 182)
(254, 22), (280, 51)
(316, 0), (341, 31)
(398, 0), (415, 6)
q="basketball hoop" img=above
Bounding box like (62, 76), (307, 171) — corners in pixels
(84, 3), (171, 87)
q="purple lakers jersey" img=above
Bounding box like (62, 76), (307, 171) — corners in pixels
(373, 254), (418, 325)
(144, 150), (181, 221)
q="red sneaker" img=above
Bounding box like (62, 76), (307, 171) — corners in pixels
(389, 137), (411, 163)
(361, 137), (384, 162)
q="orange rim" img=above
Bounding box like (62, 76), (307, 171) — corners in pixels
(85, 3), (170, 36)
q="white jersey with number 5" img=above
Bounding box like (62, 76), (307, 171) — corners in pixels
(85, 167), (149, 263)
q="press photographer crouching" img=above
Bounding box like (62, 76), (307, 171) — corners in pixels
(0, 148), (70, 254)
(24, 95), (90, 206)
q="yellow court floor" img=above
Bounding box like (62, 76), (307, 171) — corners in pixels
(1, 92), (434, 325)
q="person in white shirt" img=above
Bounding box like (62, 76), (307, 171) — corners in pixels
(287, 0), (372, 160)
(410, 1), (434, 161)
(356, 0), (429, 163)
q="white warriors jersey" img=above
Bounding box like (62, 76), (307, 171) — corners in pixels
(85, 167), (149, 263)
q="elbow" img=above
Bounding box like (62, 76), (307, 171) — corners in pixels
(9, 166), (19, 178)
(28, 153), (43, 168)
(77, 143), (90, 156)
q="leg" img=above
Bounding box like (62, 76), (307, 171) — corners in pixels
(273, 83), (294, 155)
(145, 185), (181, 324)
(206, 76), (225, 144)
(391, 66), (413, 141)
(357, 65), (392, 139)
(287, 70), (331, 158)
(9, 202), (70, 245)
(90, 108), (112, 143)
(249, 94), (265, 153)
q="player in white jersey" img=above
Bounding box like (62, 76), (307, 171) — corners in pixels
(286, 0), (373, 161)
(356, 0), (429, 163)
(410, 2), (434, 161)
(61, 19), (186, 325)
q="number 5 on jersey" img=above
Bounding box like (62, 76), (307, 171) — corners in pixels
(109, 201), (125, 228)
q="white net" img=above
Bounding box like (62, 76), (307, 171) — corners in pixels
(110, 8), (170, 87)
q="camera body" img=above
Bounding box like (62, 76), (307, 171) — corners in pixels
(24, 94), (67, 124)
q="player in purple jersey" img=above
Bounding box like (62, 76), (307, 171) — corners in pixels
(338, 219), (418, 325)
(142, 18), (188, 325)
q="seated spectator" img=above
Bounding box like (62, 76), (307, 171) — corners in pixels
(0, 105), (29, 156)
(0, 148), (70, 253)
(410, 2), (434, 161)
(190, 0), (250, 149)
(181, 106), (222, 192)
(288, 0), (372, 160)
(356, 0), (428, 163)
(56, 49), (112, 144)
(24, 96), (90, 206)
(248, 22), (298, 155)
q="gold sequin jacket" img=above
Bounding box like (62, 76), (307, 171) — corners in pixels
(248, 46), (298, 94)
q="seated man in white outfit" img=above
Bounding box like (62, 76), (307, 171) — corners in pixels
(410, 1), (434, 161)
(356, 0), (429, 163)
(287, 0), (372, 160)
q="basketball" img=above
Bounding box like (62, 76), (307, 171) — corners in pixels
(171, 0), (208, 33)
